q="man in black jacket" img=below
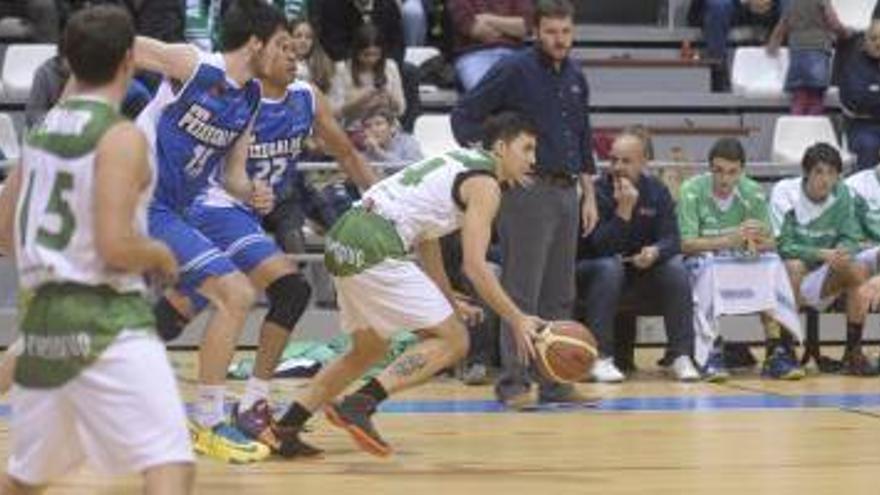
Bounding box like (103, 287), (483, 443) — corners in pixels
(577, 130), (699, 383)
(840, 20), (880, 171)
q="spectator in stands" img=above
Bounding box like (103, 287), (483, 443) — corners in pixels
(438, 231), (501, 386)
(688, 0), (782, 91)
(291, 18), (335, 94)
(451, 0), (597, 408)
(770, 143), (878, 376)
(329, 24), (406, 133)
(313, 0), (422, 131)
(678, 137), (804, 382)
(448, 0), (533, 91)
(0, 0), (58, 42)
(127, 0), (185, 42)
(360, 107), (424, 164)
(25, 1), (152, 127)
(577, 129), (699, 383)
(839, 20), (880, 171)
(766, 0), (849, 115)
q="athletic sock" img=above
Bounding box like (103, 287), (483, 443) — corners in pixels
(846, 322), (863, 353)
(355, 378), (389, 405)
(240, 377), (270, 411)
(764, 318), (782, 356)
(279, 401), (312, 429)
(194, 385), (226, 429)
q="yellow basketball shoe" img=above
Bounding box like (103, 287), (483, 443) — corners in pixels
(188, 419), (271, 463)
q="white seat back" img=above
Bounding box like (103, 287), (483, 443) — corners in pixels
(404, 46), (441, 68)
(772, 116), (849, 164)
(731, 47), (789, 97)
(413, 114), (457, 157)
(2, 44), (57, 102)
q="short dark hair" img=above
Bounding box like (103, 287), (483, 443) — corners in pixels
(534, 0), (575, 26)
(481, 112), (538, 149)
(708, 137), (746, 166)
(801, 142), (843, 175)
(63, 5), (134, 86)
(219, 0), (287, 52)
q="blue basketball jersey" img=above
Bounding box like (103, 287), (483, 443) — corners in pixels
(138, 51), (261, 211)
(196, 80), (316, 213)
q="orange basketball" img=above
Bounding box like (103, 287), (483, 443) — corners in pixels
(533, 320), (599, 383)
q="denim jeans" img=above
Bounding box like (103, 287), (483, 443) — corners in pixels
(401, 0), (427, 46)
(575, 255), (695, 358)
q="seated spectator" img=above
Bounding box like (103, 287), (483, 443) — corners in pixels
(839, 20), (880, 172)
(577, 129), (699, 383)
(678, 137), (804, 381)
(770, 143), (878, 375)
(360, 107), (424, 164)
(688, 0), (782, 91)
(449, 0), (533, 91)
(766, 0), (850, 115)
(314, 0), (405, 65)
(26, 2), (153, 128)
(329, 23), (406, 132)
(0, 0), (58, 42)
(290, 18), (335, 94)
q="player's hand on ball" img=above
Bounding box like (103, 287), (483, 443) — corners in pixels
(512, 315), (542, 363)
(249, 180), (275, 215)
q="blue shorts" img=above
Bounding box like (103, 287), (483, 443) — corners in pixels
(148, 203), (238, 303)
(186, 202), (282, 274)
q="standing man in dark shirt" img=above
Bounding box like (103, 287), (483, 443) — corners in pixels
(577, 131), (699, 383)
(451, 0), (597, 409)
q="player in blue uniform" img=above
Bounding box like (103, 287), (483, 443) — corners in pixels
(153, 21), (378, 458)
(133, 0), (289, 463)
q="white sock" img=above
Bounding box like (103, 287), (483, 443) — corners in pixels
(240, 377), (270, 411)
(194, 385), (226, 429)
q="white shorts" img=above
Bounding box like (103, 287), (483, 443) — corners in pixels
(7, 331), (194, 486)
(334, 258), (453, 338)
(800, 247), (880, 309)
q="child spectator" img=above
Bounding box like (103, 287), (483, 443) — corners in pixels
(360, 107), (424, 164)
(767, 0), (850, 115)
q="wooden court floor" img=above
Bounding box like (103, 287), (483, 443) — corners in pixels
(2, 348), (880, 495)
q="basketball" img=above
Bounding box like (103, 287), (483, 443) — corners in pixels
(533, 321), (599, 383)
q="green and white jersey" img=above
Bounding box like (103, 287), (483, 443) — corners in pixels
(16, 97), (151, 295)
(845, 168), (880, 243)
(677, 173), (771, 240)
(769, 177), (860, 265)
(14, 97), (156, 388)
(325, 148), (496, 276)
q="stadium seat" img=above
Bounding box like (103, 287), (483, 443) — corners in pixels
(2, 44), (57, 103)
(771, 116), (852, 164)
(0, 113), (19, 166)
(413, 114), (457, 157)
(404, 46), (441, 68)
(731, 47), (789, 97)
(830, 0), (872, 32)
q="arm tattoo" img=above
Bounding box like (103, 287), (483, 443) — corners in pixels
(390, 353), (429, 378)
